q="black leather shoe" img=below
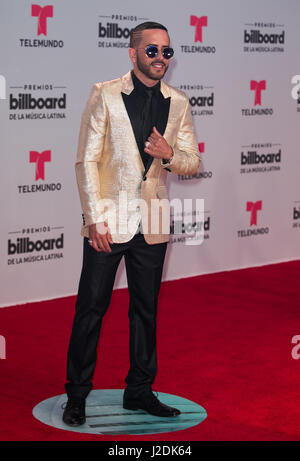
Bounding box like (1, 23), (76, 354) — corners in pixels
(123, 389), (181, 417)
(62, 397), (86, 426)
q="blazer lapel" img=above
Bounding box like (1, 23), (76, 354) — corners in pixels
(121, 91), (143, 156)
(155, 94), (171, 137)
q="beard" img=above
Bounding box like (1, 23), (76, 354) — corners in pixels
(136, 54), (168, 81)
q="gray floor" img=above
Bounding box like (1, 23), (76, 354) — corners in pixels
(32, 389), (207, 435)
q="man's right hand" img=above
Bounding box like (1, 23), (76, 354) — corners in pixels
(88, 222), (113, 253)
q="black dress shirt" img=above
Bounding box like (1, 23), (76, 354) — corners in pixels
(131, 71), (162, 169)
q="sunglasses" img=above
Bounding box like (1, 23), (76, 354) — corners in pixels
(144, 45), (174, 60)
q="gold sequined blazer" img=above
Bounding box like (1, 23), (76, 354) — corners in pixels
(75, 71), (201, 244)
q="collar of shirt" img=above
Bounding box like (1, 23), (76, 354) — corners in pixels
(131, 70), (161, 97)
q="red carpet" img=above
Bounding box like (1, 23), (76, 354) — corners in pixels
(1, 260), (300, 441)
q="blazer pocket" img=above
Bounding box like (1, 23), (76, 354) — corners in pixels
(156, 186), (169, 199)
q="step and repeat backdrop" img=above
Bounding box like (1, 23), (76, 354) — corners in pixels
(1, 0), (300, 307)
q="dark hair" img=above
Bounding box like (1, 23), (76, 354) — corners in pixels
(129, 21), (169, 48)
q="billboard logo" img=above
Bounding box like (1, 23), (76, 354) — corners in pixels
(0, 75), (6, 99)
(244, 30), (284, 44)
(7, 227), (65, 265)
(293, 203), (300, 228)
(246, 200), (262, 226)
(190, 93), (214, 108)
(8, 234), (64, 255)
(190, 15), (207, 42)
(250, 80), (266, 106)
(293, 207), (300, 220)
(243, 22), (285, 54)
(181, 83), (215, 116)
(9, 93), (66, 111)
(31, 4), (53, 36)
(240, 143), (282, 174)
(29, 150), (51, 180)
(98, 23), (133, 39)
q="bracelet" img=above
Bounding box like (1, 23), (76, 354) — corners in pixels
(162, 148), (174, 165)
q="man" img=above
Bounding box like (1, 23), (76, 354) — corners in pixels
(63, 21), (200, 426)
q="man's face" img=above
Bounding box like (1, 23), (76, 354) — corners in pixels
(134, 29), (171, 81)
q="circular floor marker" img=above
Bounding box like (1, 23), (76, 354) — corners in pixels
(33, 389), (207, 435)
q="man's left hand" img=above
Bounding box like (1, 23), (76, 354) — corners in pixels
(144, 127), (173, 160)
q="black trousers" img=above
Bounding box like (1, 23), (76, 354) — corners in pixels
(65, 231), (168, 399)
